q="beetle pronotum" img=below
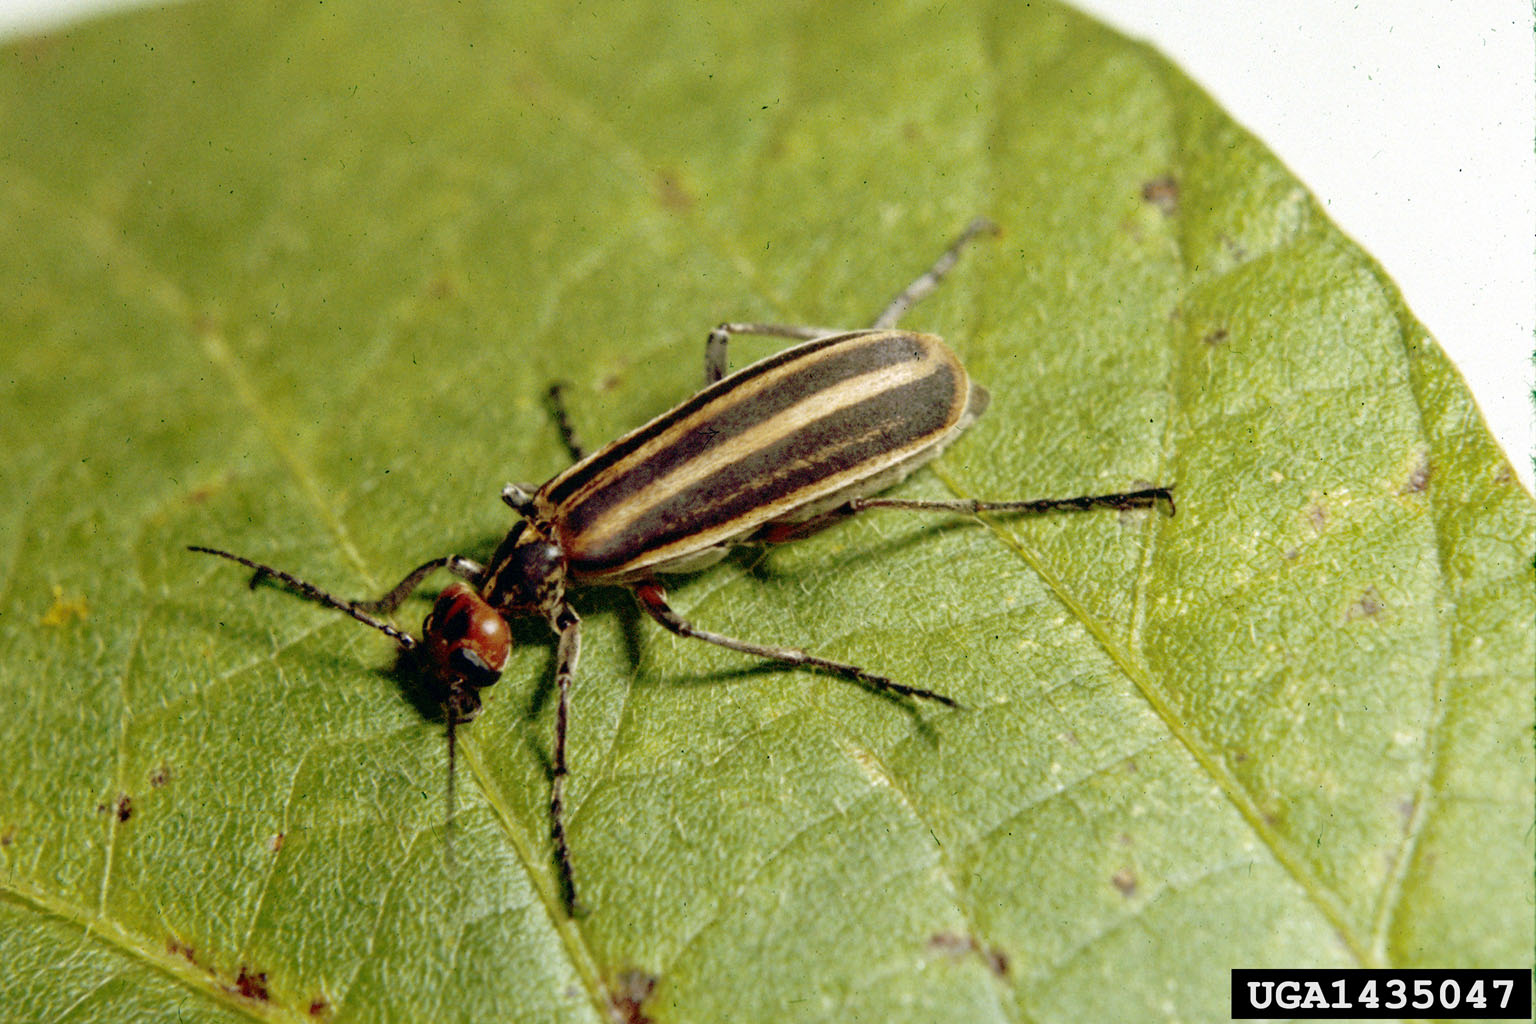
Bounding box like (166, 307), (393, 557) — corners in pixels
(190, 220), (1172, 913)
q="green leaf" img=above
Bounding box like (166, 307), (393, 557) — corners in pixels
(1, 1), (1530, 1021)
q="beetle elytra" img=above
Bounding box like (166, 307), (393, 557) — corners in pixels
(190, 219), (1172, 913)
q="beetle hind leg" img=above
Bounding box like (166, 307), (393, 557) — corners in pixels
(633, 581), (961, 709)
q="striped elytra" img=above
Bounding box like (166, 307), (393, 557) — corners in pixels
(537, 329), (986, 580)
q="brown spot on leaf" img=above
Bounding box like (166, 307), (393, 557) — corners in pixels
(426, 272), (459, 300)
(928, 932), (1010, 977)
(233, 966), (270, 1002)
(1305, 501), (1328, 533)
(1141, 175), (1179, 216)
(115, 795), (133, 822)
(653, 169), (694, 212)
(1111, 868), (1138, 897)
(269, 832), (285, 853)
(1345, 587), (1385, 622)
(928, 931), (973, 957)
(193, 310), (222, 338)
(0, 826), (14, 846)
(150, 764), (172, 788)
(167, 939), (197, 965)
(1202, 326), (1229, 346)
(609, 968), (657, 1024)
(1400, 455), (1432, 494)
(308, 998), (330, 1017)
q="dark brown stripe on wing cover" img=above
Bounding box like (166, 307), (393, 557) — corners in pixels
(556, 334), (933, 526)
(563, 357), (962, 574)
(542, 332), (894, 507)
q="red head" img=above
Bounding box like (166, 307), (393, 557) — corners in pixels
(420, 583), (511, 700)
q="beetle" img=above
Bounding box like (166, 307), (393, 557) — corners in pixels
(190, 219), (1172, 913)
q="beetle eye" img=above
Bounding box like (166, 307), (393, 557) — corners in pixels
(448, 645), (503, 688)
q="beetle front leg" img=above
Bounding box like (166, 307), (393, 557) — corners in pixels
(633, 581), (960, 708)
(548, 603), (584, 915)
(352, 555), (486, 613)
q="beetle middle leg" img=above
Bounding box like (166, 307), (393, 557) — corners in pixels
(632, 581), (960, 708)
(544, 383), (587, 463)
(870, 216), (999, 329)
(546, 604), (584, 914)
(703, 217), (999, 383)
(704, 322), (845, 384)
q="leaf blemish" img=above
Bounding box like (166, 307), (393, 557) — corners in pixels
(1345, 587), (1385, 622)
(653, 168), (694, 212)
(1201, 326), (1229, 346)
(1111, 867), (1138, 897)
(1305, 501), (1328, 534)
(608, 968), (658, 1024)
(928, 932), (1010, 978)
(1399, 453), (1432, 494)
(232, 966), (270, 1002)
(150, 764), (172, 787)
(1141, 174), (1179, 216)
(115, 795), (133, 822)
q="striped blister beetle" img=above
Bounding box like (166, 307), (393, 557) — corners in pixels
(191, 219), (1172, 913)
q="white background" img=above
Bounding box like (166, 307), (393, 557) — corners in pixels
(5, 0), (1531, 491)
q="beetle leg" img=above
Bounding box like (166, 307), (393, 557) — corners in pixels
(702, 217), (999, 383)
(632, 581), (960, 708)
(850, 485), (1175, 518)
(870, 217), (999, 329)
(545, 383), (587, 463)
(746, 507), (859, 545)
(548, 604), (584, 914)
(350, 555), (487, 613)
(704, 322), (847, 384)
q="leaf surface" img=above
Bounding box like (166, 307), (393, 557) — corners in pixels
(0, 2), (1530, 1021)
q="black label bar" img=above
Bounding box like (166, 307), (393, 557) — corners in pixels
(1231, 969), (1532, 1019)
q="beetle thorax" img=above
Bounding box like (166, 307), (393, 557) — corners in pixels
(484, 519), (568, 618)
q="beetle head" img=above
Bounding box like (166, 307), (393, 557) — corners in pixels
(421, 582), (511, 715)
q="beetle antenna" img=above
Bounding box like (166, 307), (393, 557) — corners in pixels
(445, 700), (459, 866)
(187, 546), (419, 650)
